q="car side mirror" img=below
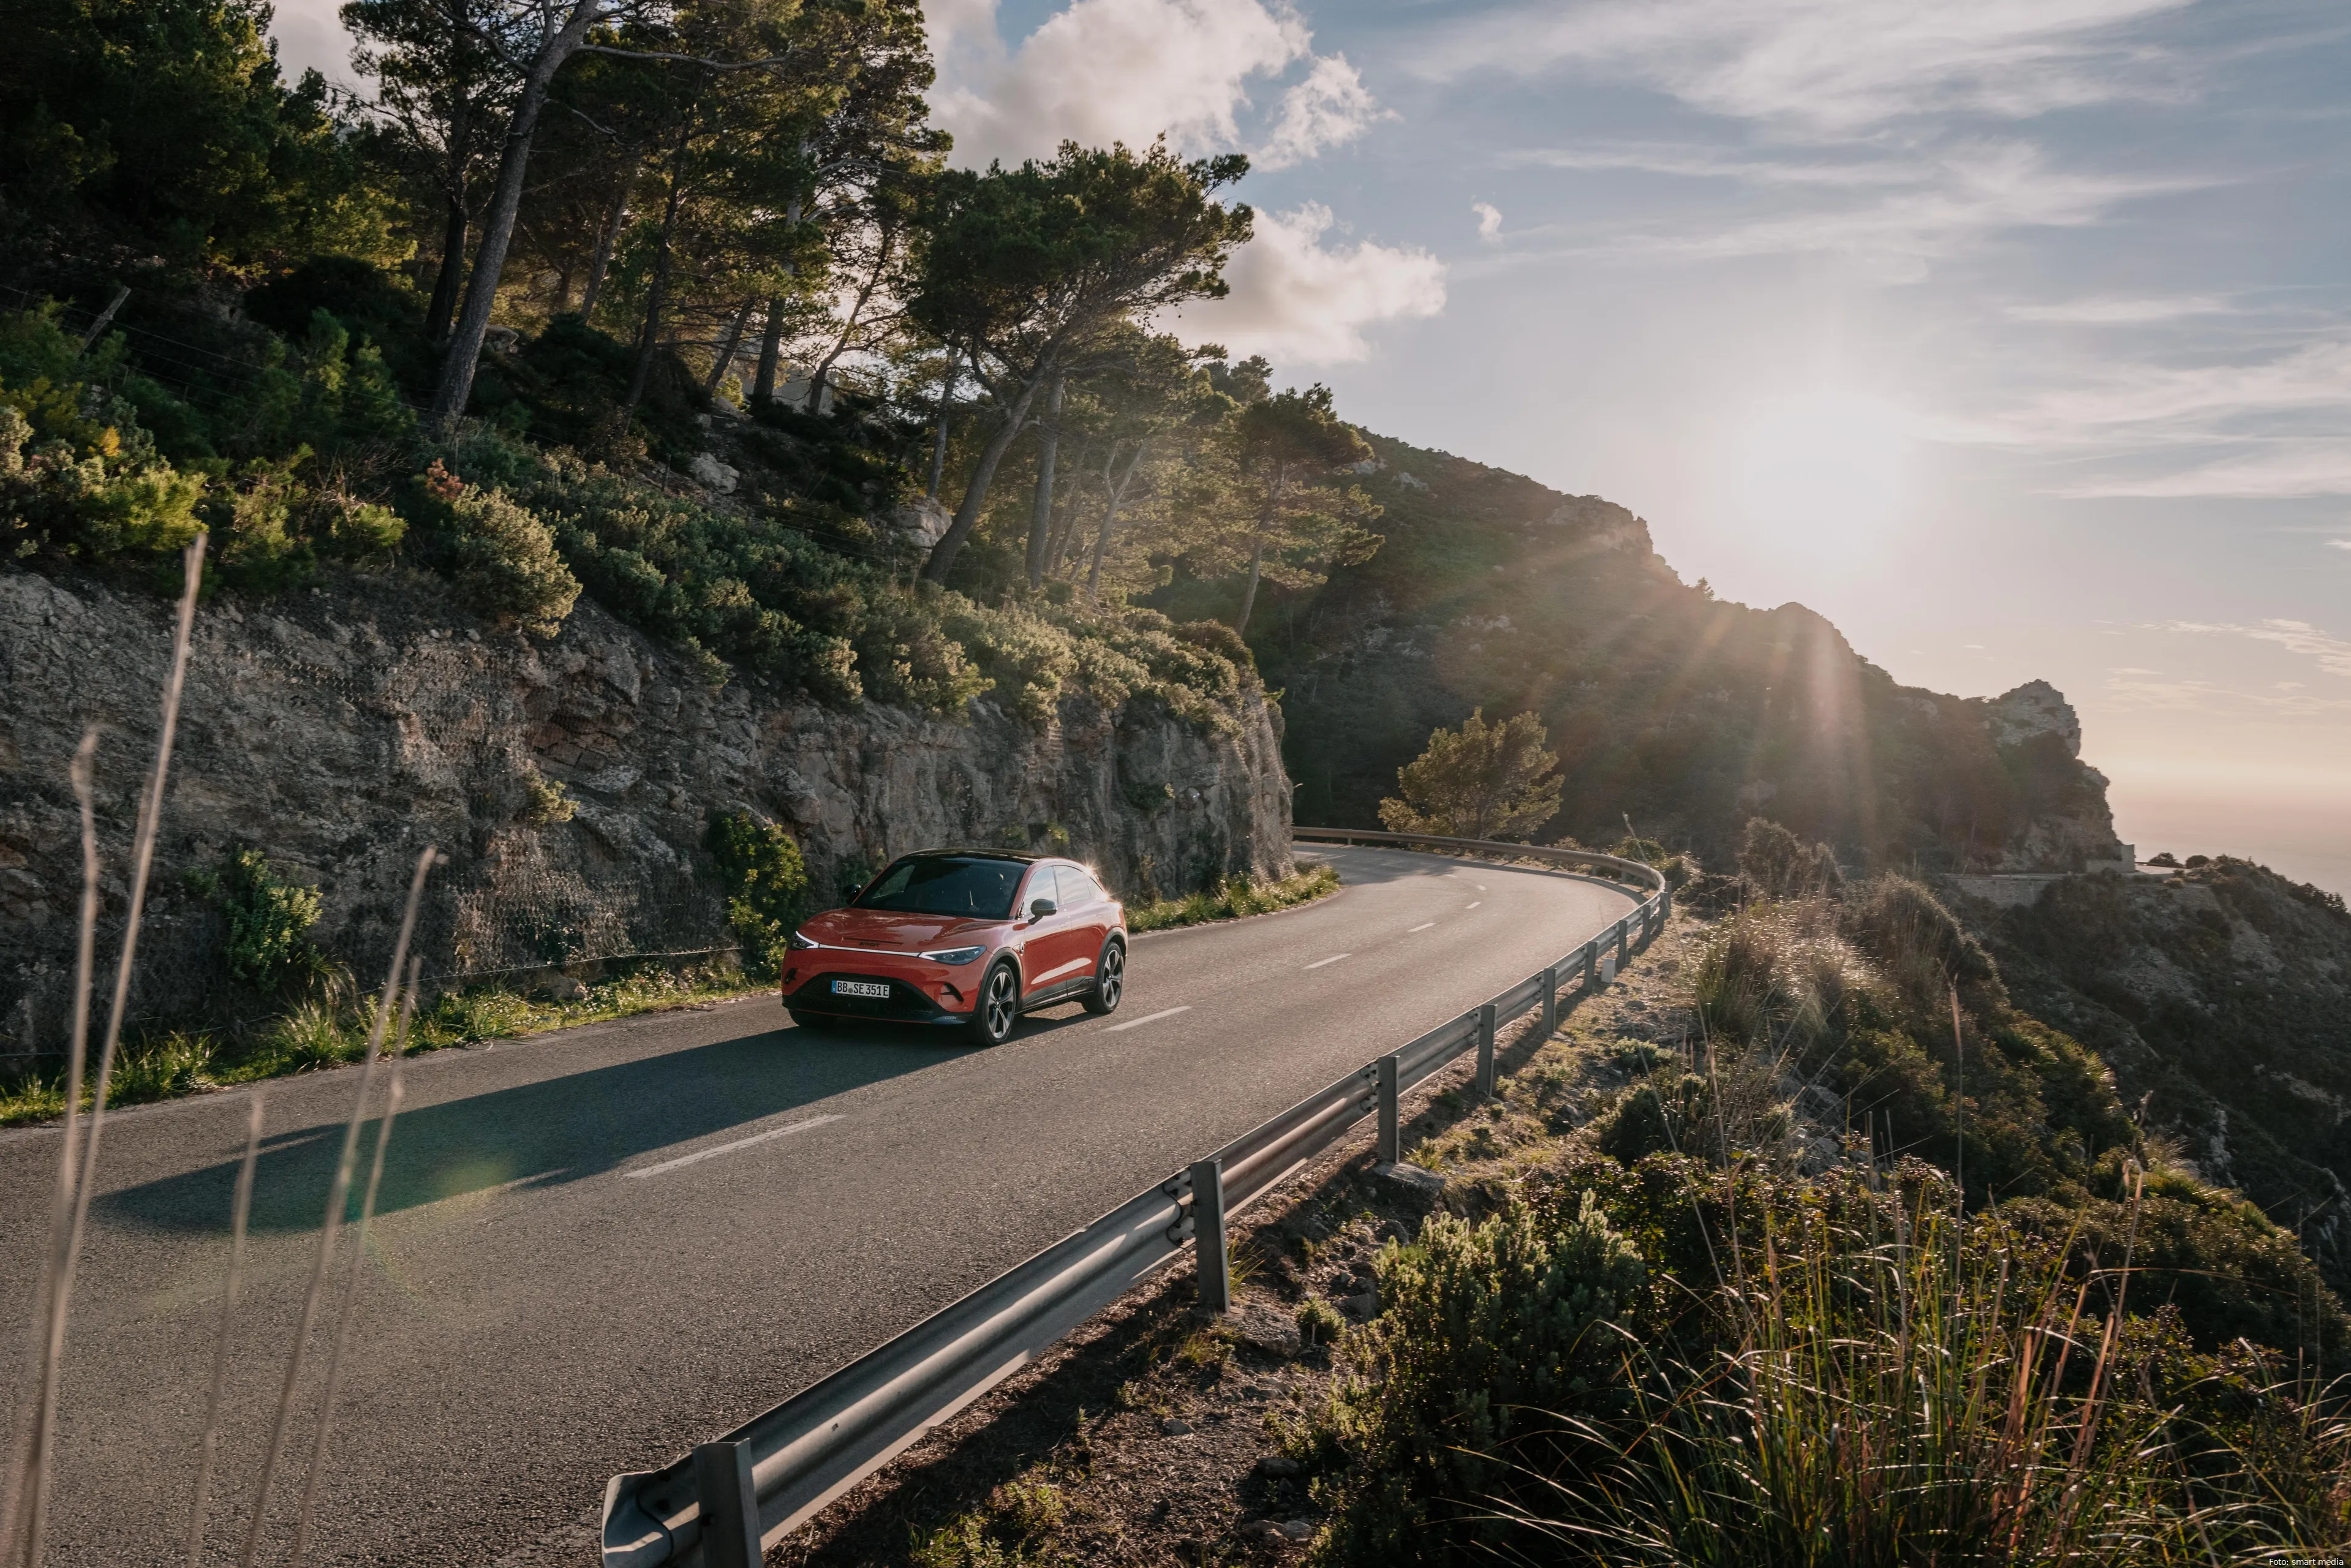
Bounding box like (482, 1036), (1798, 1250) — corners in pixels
(840, 883), (861, 905)
(1028, 898), (1058, 919)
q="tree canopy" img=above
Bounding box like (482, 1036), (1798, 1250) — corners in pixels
(1379, 709), (1563, 842)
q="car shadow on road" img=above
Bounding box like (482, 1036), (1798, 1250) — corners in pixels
(100, 1018), (981, 1237)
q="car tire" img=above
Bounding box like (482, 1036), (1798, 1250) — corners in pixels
(967, 960), (1021, 1046)
(1081, 940), (1125, 1016)
(787, 1008), (829, 1031)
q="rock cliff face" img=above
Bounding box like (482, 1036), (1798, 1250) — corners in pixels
(1978, 680), (2132, 873)
(0, 568), (1291, 1042)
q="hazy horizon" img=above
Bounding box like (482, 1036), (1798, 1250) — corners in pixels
(268, 0), (2351, 894)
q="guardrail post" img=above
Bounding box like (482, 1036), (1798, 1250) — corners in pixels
(1190, 1158), (1229, 1314)
(1376, 1054), (1400, 1163)
(1615, 919), (1630, 969)
(1581, 941), (1597, 992)
(1474, 1003), (1497, 1098)
(1539, 966), (1558, 1037)
(692, 1441), (763, 1568)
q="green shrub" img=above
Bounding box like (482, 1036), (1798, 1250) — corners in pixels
(1593, 1071), (1716, 1165)
(1125, 862), (1340, 932)
(1838, 873), (2002, 1013)
(520, 768), (576, 826)
(1296, 1295), (1346, 1348)
(431, 482), (581, 636)
(1, 384), (206, 566)
(1318, 1194), (1648, 1562)
(206, 848), (326, 992)
(706, 812), (812, 977)
(1736, 818), (1841, 900)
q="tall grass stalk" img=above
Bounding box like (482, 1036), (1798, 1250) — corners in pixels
(0, 734), (100, 1568)
(238, 846), (436, 1568)
(8, 535), (203, 1568)
(291, 957), (420, 1564)
(184, 1092), (265, 1568)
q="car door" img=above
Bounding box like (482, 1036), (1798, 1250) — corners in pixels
(1019, 865), (1093, 999)
(1058, 865), (1112, 974)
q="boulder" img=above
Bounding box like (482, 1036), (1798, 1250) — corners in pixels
(889, 495), (953, 550)
(688, 452), (739, 494)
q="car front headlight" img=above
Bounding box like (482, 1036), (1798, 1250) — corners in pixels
(919, 944), (987, 966)
(787, 930), (820, 951)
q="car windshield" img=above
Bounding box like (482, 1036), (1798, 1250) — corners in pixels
(853, 856), (1026, 918)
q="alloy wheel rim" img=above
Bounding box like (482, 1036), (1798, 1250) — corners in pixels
(986, 970), (1015, 1036)
(1101, 949), (1123, 1008)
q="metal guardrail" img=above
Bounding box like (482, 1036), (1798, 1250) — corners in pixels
(599, 829), (1670, 1567)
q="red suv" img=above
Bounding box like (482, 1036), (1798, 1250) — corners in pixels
(780, 850), (1128, 1044)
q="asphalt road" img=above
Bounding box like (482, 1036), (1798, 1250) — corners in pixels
(0, 843), (1639, 1566)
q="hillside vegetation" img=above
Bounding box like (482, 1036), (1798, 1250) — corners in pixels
(1196, 435), (2119, 877)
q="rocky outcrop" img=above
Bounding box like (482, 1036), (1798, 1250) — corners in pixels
(1977, 681), (2134, 873)
(0, 569), (1291, 1042)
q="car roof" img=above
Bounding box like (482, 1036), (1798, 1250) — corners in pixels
(895, 847), (1046, 865)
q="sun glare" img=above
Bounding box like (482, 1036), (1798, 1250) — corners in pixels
(1723, 387), (1914, 563)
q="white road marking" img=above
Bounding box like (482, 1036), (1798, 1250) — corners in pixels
(1106, 1005), (1191, 1033)
(1303, 953), (1351, 970)
(1408, 922), (1435, 933)
(1466, 901), (1482, 910)
(625, 1115), (843, 1178)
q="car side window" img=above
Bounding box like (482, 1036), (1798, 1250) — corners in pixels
(1028, 866), (1063, 912)
(1062, 867), (1103, 905)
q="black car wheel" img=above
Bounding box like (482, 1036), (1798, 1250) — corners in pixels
(787, 1008), (833, 1031)
(968, 961), (1021, 1046)
(1082, 940), (1125, 1016)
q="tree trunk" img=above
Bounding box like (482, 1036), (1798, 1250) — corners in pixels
(423, 24), (472, 341)
(749, 192), (802, 404)
(429, 0), (609, 429)
(426, 191), (467, 341)
(924, 347), (956, 498)
(1234, 537), (1266, 635)
(619, 105), (699, 427)
(752, 298), (785, 402)
(806, 226), (891, 415)
(579, 170), (633, 320)
(1024, 370), (1065, 589)
(1084, 439), (1148, 602)
(1046, 432), (1096, 573)
(703, 297), (755, 395)
(921, 372), (1044, 585)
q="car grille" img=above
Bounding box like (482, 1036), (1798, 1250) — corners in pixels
(791, 972), (951, 1021)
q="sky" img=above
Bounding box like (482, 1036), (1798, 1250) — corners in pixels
(270, 0), (2351, 894)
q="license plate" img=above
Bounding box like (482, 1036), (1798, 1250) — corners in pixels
(831, 979), (891, 998)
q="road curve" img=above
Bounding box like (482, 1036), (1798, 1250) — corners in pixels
(0, 843), (1639, 1566)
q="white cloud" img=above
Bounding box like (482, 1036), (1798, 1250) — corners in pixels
(2064, 445), (2351, 499)
(1500, 137), (2191, 281)
(2026, 340), (2351, 431)
(1419, 0), (2195, 134)
(1932, 338), (2351, 497)
(1256, 54), (1384, 170)
(2164, 618), (2351, 679)
(2006, 294), (2234, 323)
(1166, 203), (1446, 364)
(1473, 202), (1503, 241)
(925, 0), (1379, 170)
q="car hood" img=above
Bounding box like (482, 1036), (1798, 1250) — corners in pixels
(803, 908), (1001, 949)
